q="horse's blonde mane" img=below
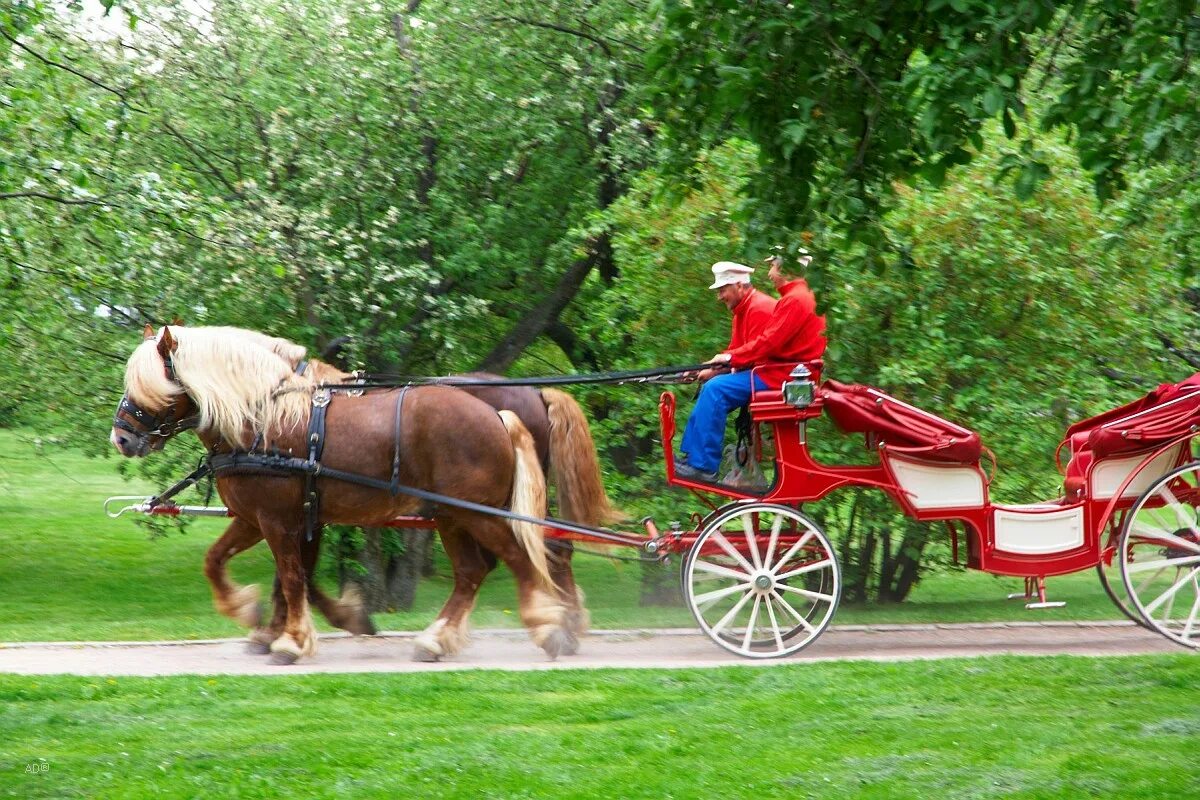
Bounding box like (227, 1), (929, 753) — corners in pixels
(124, 326), (317, 447)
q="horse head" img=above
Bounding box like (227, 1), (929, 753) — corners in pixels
(110, 324), (198, 457)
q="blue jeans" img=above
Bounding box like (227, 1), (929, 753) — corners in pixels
(680, 372), (768, 473)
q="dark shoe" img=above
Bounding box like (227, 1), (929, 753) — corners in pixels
(675, 461), (719, 482)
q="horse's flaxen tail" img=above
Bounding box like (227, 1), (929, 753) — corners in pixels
(542, 388), (626, 526)
(499, 410), (555, 591)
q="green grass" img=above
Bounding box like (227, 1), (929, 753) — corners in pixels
(0, 428), (1132, 642)
(2, 656), (1198, 798)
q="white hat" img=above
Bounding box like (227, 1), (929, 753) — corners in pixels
(709, 261), (754, 289)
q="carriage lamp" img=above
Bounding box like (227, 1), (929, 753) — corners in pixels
(782, 363), (815, 408)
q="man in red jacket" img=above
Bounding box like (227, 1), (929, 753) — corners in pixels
(677, 252), (826, 482)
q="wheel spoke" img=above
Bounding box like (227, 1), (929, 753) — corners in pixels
(709, 588), (755, 638)
(770, 590), (816, 634)
(742, 596), (762, 652)
(778, 583), (836, 603)
(1184, 577), (1200, 641)
(1136, 566), (1168, 597)
(1143, 565), (1200, 616)
(763, 514), (783, 570)
(775, 558), (834, 583)
(770, 531), (814, 574)
(1155, 484), (1200, 539)
(1131, 520), (1200, 555)
(711, 530), (756, 575)
(741, 513), (763, 571)
(1126, 553), (1200, 575)
(694, 581), (752, 608)
(693, 559), (752, 583)
(763, 592), (785, 651)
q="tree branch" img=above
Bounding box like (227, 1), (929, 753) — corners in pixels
(1154, 330), (1200, 370)
(159, 118), (242, 197)
(0, 28), (141, 109)
(0, 191), (111, 207)
(481, 15), (613, 57)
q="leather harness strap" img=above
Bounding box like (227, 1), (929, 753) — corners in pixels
(303, 388), (332, 541)
(213, 384), (411, 543)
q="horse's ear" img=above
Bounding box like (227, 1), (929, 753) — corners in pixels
(157, 326), (178, 358)
(171, 316), (185, 327)
(143, 323), (156, 340)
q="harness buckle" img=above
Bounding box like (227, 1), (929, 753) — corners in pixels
(347, 370), (366, 398)
(312, 388), (332, 408)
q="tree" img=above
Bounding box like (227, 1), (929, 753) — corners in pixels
(649, 1), (1200, 249)
(1, 0), (657, 609)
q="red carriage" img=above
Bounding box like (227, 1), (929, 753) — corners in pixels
(109, 334), (1200, 661)
(653, 361), (1200, 657)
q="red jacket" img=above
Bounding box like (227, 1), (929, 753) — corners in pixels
(725, 279), (827, 390)
(727, 288), (776, 351)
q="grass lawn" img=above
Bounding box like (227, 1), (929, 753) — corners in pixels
(0, 428), (1137, 641)
(2, 655), (1198, 799)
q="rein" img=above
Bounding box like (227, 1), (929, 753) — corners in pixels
(323, 361), (726, 390)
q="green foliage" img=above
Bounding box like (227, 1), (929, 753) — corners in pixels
(1, 0), (653, 451)
(649, 0), (1059, 240)
(6, 0), (1200, 607)
(650, 1), (1200, 242)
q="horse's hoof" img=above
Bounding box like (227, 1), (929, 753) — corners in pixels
(560, 631), (580, 656)
(246, 640), (271, 655)
(351, 612), (377, 637)
(411, 645), (441, 663)
(267, 650), (299, 666)
(540, 628), (570, 661)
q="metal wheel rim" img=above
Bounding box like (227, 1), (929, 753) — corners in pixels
(683, 503), (840, 659)
(1119, 461), (1200, 649)
(1096, 516), (1152, 629)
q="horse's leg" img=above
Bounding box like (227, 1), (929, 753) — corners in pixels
(246, 575), (287, 655)
(260, 523), (319, 666)
(468, 515), (568, 660)
(203, 517), (266, 632)
(250, 528), (376, 654)
(411, 523), (494, 662)
(302, 526), (377, 636)
(547, 539), (588, 655)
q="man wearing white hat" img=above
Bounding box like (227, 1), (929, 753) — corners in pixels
(677, 260), (776, 481)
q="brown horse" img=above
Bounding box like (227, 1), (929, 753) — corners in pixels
(204, 358), (621, 659)
(111, 324), (571, 664)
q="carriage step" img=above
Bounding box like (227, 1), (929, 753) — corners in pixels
(1006, 576), (1065, 609)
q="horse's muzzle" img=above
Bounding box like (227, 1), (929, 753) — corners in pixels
(110, 427), (151, 458)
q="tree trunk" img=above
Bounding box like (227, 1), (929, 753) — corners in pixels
(477, 247), (601, 373)
(385, 530), (434, 611)
(352, 527), (392, 612)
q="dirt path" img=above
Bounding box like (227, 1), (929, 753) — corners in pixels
(0, 621), (1185, 676)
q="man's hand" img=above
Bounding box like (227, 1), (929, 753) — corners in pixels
(697, 353), (732, 382)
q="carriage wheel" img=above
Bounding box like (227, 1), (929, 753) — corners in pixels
(1096, 560), (1151, 629)
(1118, 462), (1200, 649)
(1096, 515), (1153, 629)
(682, 502), (840, 658)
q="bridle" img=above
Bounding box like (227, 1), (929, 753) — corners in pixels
(112, 354), (200, 450)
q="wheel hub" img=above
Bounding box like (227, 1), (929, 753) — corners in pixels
(752, 573), (774, 594)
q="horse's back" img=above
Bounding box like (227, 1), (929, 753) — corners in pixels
(457, 373), (550, 466)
